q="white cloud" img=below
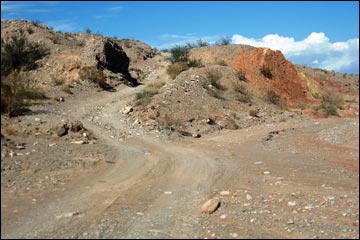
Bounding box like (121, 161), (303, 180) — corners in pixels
(106, 6), (125, 12)
(232, 32), (359, 73)
(45, 20), (78, 32)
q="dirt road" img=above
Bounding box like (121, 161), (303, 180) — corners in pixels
(1, 70), (359, 239)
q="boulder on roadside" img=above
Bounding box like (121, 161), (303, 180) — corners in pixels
(70, 120), (84, 132)
(201, 197), (220, 214)
(57, 124), (69, 137)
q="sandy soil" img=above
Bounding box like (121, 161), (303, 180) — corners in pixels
(1, 70), (359, 239)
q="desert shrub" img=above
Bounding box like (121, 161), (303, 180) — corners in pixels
(31, 20), (41, 27)
(169, 45), (190, 64)
(260, 65), (272, 79)
(134, 81), (165, 107)
(314, 104), (339, 117)
(237, 70), (247, 82)
(267, 90), (281, 105)
(216, 60), (228, 66)
(188, 59), (203, 68)
(196, 39), (209, 47)
(1, 71), (46, 115)
(26, 27), (34, 34)
(4, 127), (17, 136)
(206, 71), (225, 90)
(61, 84), (73, 94)
(215, 36), (231, 46)
(237, 93), (251, 103)
(321, 93), (344, 109)
(249, 109), (258, 117)
(79, 66), (108, 89)
(1, 32), (49, 78)
(166, 62), (189, 79)
(53, 77), (64, 86)
(85, 28), (92, 34)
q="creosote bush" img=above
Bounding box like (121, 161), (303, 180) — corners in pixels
(134, 80), (165, 107)
(260, 65), (272, 79)
(79, 66), (107, 89)
(266, 90), (281, 106)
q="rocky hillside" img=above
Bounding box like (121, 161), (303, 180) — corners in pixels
(1, 20), (158, 95)
(1, 20), (359, 136)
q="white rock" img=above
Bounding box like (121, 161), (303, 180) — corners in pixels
(164, 191), (172, 195)
(263, 171), (271, 175)
(201, 198), (220, 214)
(254, 162), (263, 165)
(287, 201), (297, 206)
(220, 214), (227, 219)
(71, 140), (85, 144)
(220, 190), (230, 196)
(63, 211), (80, 218)
(246, 194), (253, 200)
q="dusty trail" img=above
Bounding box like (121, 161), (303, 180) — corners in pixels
(1, 66), (358, 239)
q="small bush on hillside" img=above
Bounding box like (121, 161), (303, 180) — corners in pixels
(1, 32), (49, 78)
(26, 27), (34, 34)
(85, 28), (92, 34)
(216, 60), (228, 66)
(267, 90), (281, 105)
(1, 71), (47, 115)
(79, 66), (107, 89)
(169, 45), (190, 64)
(31, 20), (41, 27)
(206, 71), (225, 91)
(215, 36), (231, 46)
(166, 62), (189, 79)
(314, 104), (339, 117)
(321, 93), (344, 109)
(260, 65), (272, 79)
(188, 59), (203, 68)
(249, 109), (258, 117)
(61, 84), (73, 94)
(234, 84), (251, 103)
(237, 70), (248, 82)
(134, 81), (165, 107)
(196, 39), (209, 47)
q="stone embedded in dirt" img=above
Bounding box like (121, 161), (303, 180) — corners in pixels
(164, 191), (172, 195)
(57, 124), (69, 137)
(192, 133), (201, 138)
(287, 201), (297, 206)
(71, 140), (85, 144)
(63, 210), (81, 218)
(246, 194), (253, 200)
(287, 219), (295, 224)
(220, 214), (227, 219)
(230, 233), (238, 238)
(48, 143), (56, 147)
(15, 144), (26, 150)
(220, 190), (230, 196)
(178, 130), (192, 137)
(263, 171), (271, 175)
(122, 106), (133, 115)
(206, 118), (216, 125)
(201, 198), (220, 214)
(254, 162), (263, 165)
(70, 120), (84, 132)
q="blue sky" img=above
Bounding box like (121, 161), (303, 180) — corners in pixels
(1, 1), (359, 73)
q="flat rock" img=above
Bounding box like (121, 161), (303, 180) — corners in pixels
(201, 198), (220, 214)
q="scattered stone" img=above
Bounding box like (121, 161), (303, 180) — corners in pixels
(164, 191), (172, 195)
(201, 198), (220, 214)
(254, 162), (262, 165)
(34, 118), (41, 122)
(206, 118), (216, 125)
(48, 143), (56, 147)
(263, 171), (271, 175)
(57, 124), (69, 137)
(220, 214), (227, 219)
(220, 190), (230, 196)
(15, 144), (26, 150)
(287, 219), (295, 224)
(122, 106), (133, 114)
(287, 201), (297, 206)
(250, 218), (255, 223)
(246, 194), (253, 200)
(71, 140), (85, 144)
(304, 204), (314, 210)
(230, 233), (238, 238)
(70, 120), (84, 132)
(9, 151), (16, 157)
(192, 133), (201, 138)
(63, 211), (81, 218)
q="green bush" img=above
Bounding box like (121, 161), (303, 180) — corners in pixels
(79, 66), (107, 89)
(249, 109), (258, 117)
(1, 71), (47, 115)
(206, 71), (225, 90)
(260, 65), (272, 79)
(314, 104), (339, 116)
(321, 94), (344, 109)
(169, 45), (190, 64)
(166, 62), (189, 79)
(188, 59), (203, 68)
(196, 39), (209, 47)
(267, 90), (281, 105)
(1, 32), (49, 78)
(237, 70), (247, 82)
(216, 60), (228, 66)
(215, 37), (231, 46)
